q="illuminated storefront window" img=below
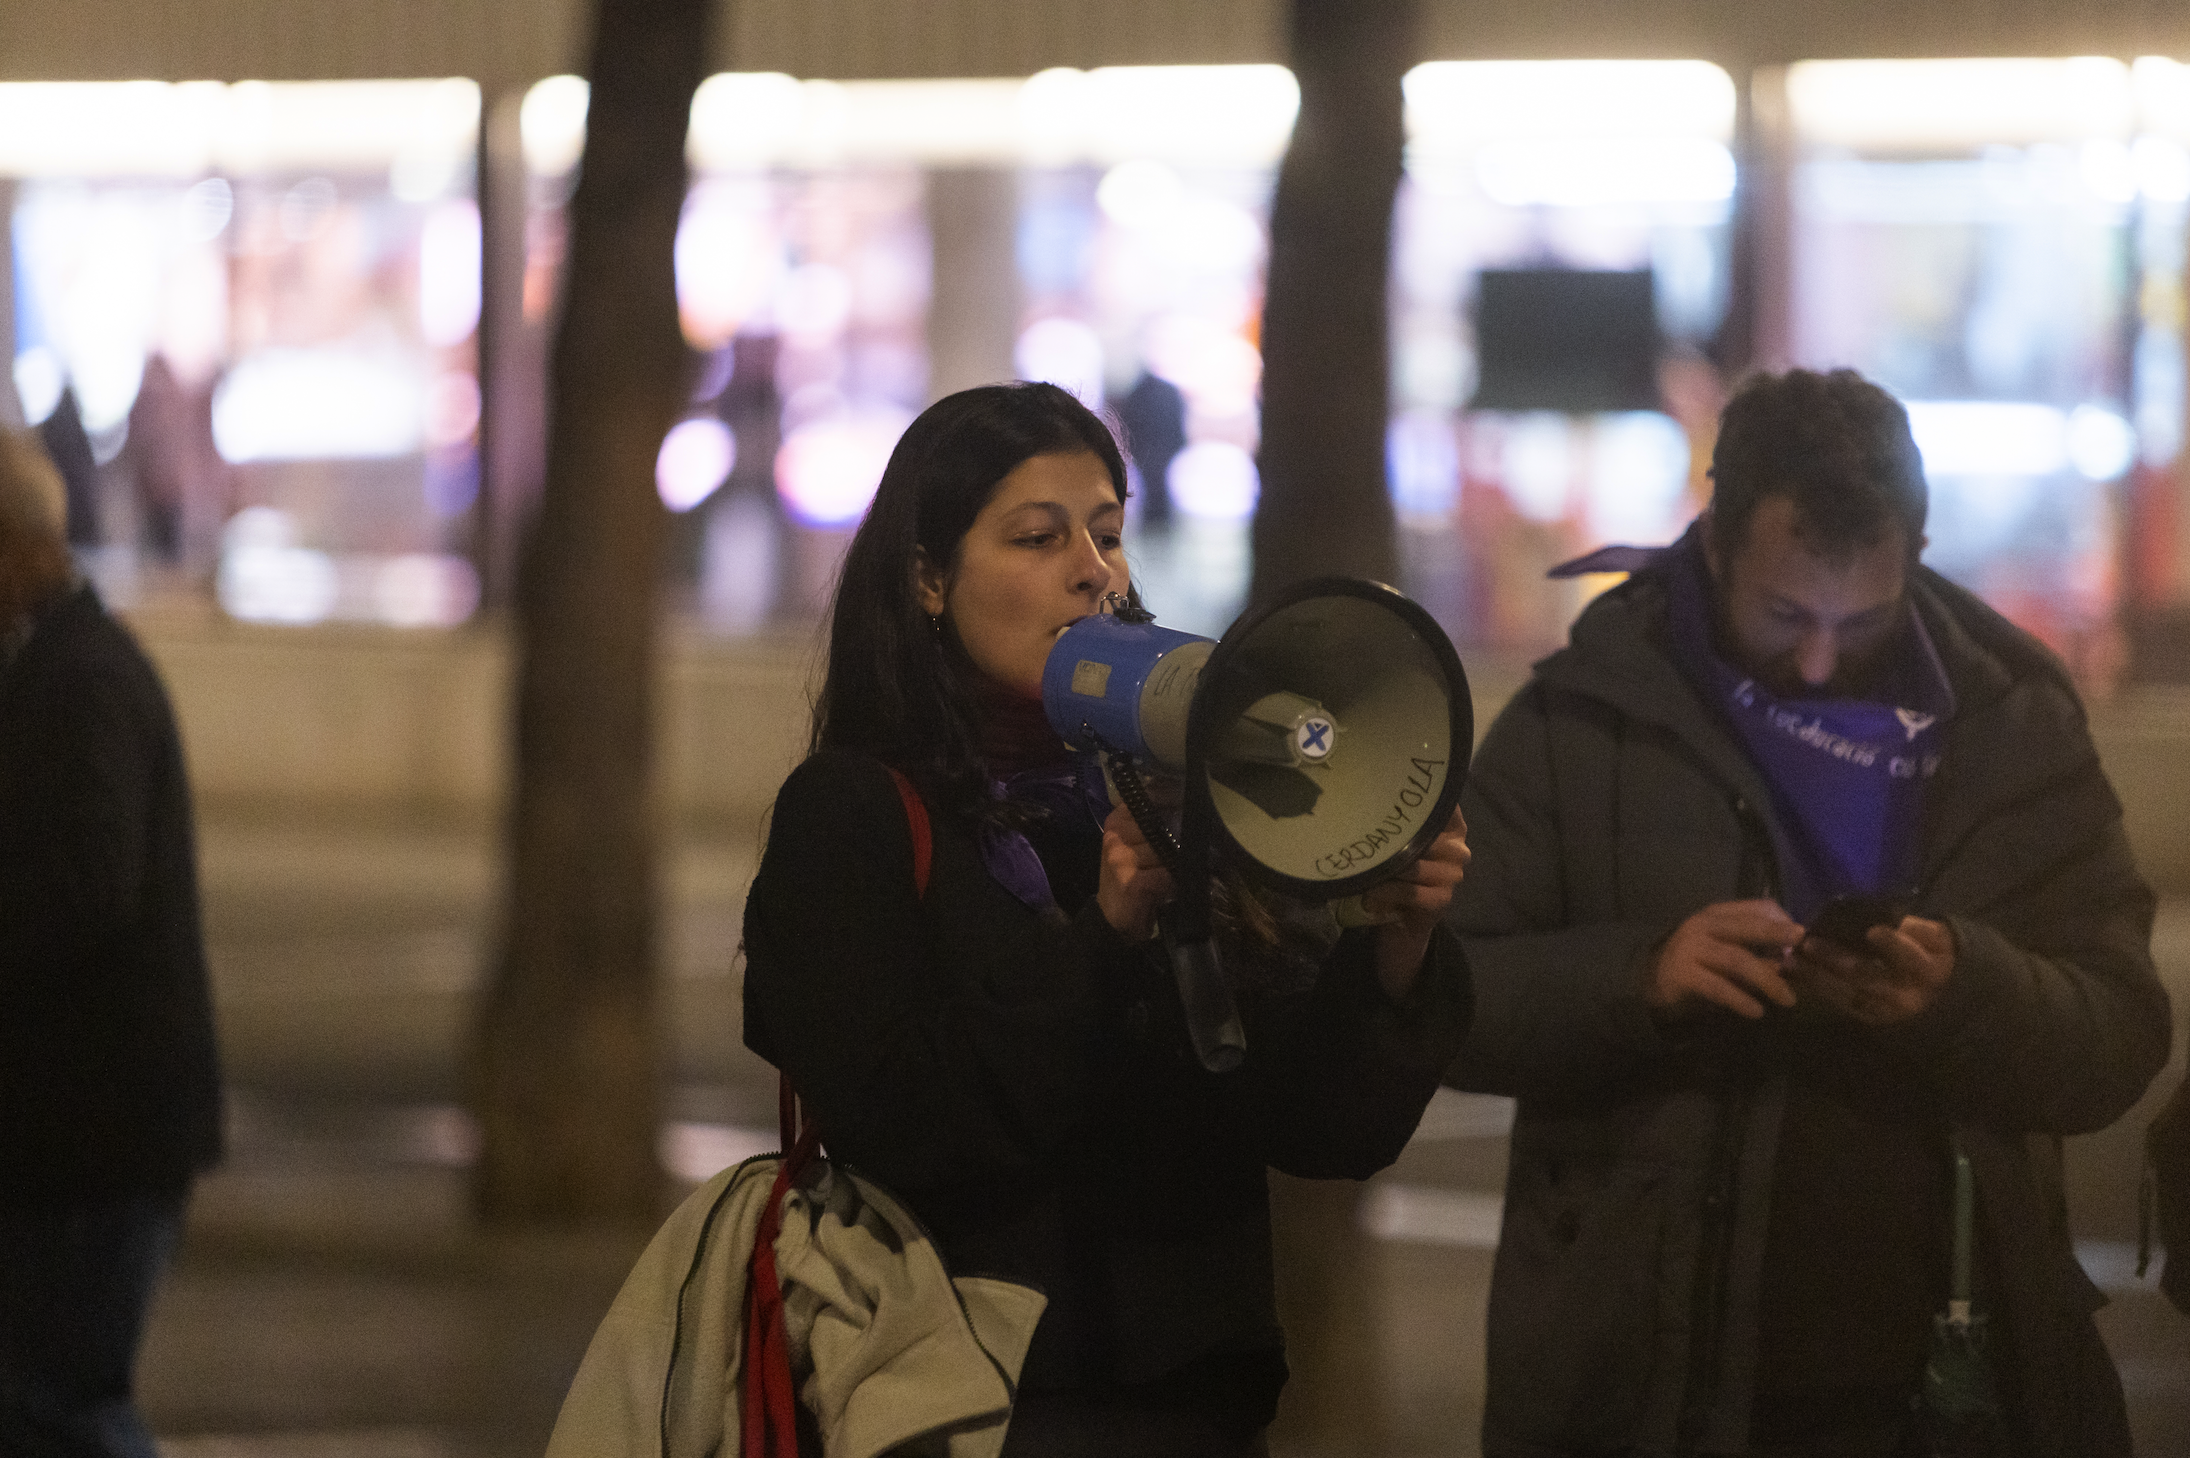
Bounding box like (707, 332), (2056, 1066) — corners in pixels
(1393, 60), (1736, 654)
(1010, 65), (1296, 635)
(3, 80), (483, 627)
(1784, 57), (2175, 681)
(991, 61), (1733, 648)
(2123, 58), (2190, 659)
(522, 67), (1295, 637)
(524, 73), (956, 630)
(17, 62), (2177, 661)
(996, 61), (1734, 648)
(513, 64), (1733, 645)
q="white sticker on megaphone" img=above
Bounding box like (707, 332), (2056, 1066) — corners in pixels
(1296, 716), (1336, 761)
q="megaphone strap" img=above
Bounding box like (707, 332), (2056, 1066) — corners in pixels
(1091, 734), (1181, 877)
(754, 764), (938, 1458)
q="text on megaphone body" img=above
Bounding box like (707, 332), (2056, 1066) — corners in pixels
(1310, 755), (1449, 879)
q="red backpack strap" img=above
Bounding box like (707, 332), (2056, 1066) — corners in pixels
(749, 762), (936, 1455)
(774, 764), (931, 1144)
(743, 1116), (822, 1458)
(773, 765), (931, 1150)
(884, 765), (933, 899)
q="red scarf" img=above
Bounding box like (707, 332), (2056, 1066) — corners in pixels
(971, 676), (1070, 779)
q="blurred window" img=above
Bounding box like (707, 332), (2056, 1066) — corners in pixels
(1393, 61), (1736, 654)
(521, 74), (939, 632)
(1012, 67), (1295, 635)
(521, 67), (1298, 637)
(20, 61), (2177, 669)
(3, 80), (483, 628)
(1784, 57), (2173, 681)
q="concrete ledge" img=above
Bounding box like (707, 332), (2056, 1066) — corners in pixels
(134, 612), (820, 832)
(130, 613), (2190, 892)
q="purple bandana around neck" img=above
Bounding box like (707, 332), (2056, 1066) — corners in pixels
(977, 754), (1112, 914)
(1661, 534), (1956, 919)
(1548, 543), (1677, 579)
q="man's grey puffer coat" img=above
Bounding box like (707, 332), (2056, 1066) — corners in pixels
(1446, 550), (2170, 1458)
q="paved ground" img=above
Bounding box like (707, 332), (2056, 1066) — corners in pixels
(139, 818), (2190, 1457)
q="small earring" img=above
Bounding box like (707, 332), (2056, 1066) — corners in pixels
(928, 613), (941, 635)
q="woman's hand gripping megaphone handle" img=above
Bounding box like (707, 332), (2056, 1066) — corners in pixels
(1096, 745), (1247, 1073)
(1092, 735), (1181, 942)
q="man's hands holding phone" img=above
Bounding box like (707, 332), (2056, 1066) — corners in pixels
(1792, 912), (1956, 1026)
(1645, 899), (1803, 1019)
(1646, 897), (1957, 1025)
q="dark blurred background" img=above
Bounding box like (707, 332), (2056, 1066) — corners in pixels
(6, 0), (2190, 1453)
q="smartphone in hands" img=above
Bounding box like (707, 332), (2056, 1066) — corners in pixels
(1805, 894), (1913, 951)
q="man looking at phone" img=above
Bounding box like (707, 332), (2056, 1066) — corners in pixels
(1447, 369), (2168, 1457)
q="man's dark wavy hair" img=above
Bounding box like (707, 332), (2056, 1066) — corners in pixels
(1708, 368), (1927, 564)
(811, 381), (1131, 825)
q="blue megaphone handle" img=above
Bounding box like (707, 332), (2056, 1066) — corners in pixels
(1046, 612), (1243, 1073)
(1106, 733), (1247, 1076)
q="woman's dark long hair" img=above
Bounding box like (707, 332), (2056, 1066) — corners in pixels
(812, 382), (1130, 823)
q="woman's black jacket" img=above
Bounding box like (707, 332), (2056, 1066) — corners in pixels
(742, 750), (1471, 1419)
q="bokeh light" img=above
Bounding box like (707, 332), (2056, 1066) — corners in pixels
(1166, 440), (1259, 521)
(656, 418), (737, 512)
(775, 409), (911, 526)
(1015, 317), (1105, 405)
(418, 200), (482, 347)
(212, 350), (425, 462)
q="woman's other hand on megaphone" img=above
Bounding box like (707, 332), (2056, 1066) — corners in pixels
(1098, 804), (1175, 942)
(1361, 808), (1471, 1002)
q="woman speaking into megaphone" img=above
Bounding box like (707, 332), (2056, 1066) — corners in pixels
(740, 382), (1473, 1456)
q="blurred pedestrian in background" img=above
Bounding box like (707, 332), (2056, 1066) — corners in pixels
(122, 355), (230, 573)
(0, 429), (222, 1458)
(1113, 369), (1187, 527)
(1446, 369), (2169, 1458)
(36, 388), (102, 550)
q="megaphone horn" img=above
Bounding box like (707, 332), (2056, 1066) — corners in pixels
(1042, 579), (1473, 1073)
(1193, 578), (1472, 898)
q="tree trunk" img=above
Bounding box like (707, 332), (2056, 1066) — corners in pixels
(1254, 6), (1417, 1448)
(1249, 0), (1416, 605)
(470, 0), (706, 1226)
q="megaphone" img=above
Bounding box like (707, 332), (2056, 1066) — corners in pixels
(1042, 577), (1473, 1072)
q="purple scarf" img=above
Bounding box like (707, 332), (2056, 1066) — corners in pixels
(1556, 532), (1954, 919)
(1666, 535), (1952, 917)
(978, 756), (1112, 914)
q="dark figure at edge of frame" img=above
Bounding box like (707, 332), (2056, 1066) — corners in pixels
(0, 428), (224, 1457)
(741, 382), (1475, 1456)
(1446, 368), (2169, 1458)
(2145, 1067), (2190, 1317)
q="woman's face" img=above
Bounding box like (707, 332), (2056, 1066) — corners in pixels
(917, 450), (1128, 699)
